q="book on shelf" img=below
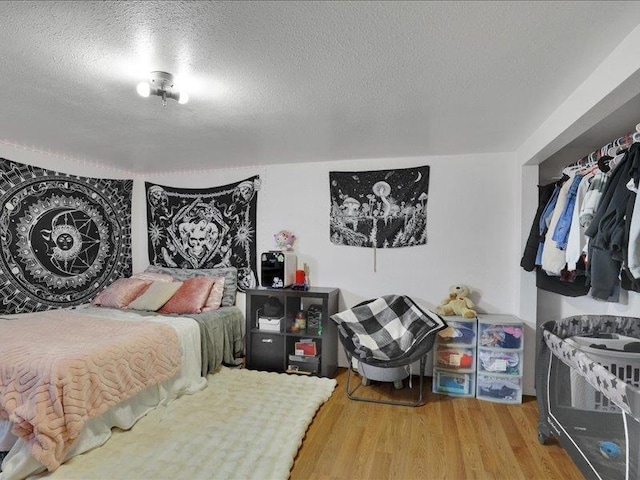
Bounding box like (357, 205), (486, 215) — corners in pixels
(294, 339), (317, 356)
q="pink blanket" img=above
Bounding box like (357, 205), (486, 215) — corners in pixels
(0, 312), (181, 471)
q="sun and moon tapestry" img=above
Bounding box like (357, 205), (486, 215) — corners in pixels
(146, 176), (260, 292)
(0, 158), (133, 314)
(329, 166), (429, 248)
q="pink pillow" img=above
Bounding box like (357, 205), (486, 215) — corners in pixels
(201, 277), (226, 312)
(158, 277), (216, 315)
(92, 278), (152, 308)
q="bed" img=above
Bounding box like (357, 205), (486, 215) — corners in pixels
(0, 267), (245, 480)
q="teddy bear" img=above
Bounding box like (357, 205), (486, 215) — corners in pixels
(436, 284), (477, 318)
(274, 230), (296, 251)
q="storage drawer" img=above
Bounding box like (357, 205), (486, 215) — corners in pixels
(251, 333), (284, 371)
(435, 345), (475, 370)
(478, 322), (523, 349)
(477, 348), (522, 376)
(432, 369), (475, 397)
(436, 319), (476, 346)
(476, 374), (522, 404)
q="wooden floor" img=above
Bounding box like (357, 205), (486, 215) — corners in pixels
(290, 368), (584, 480)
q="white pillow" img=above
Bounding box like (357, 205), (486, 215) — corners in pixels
(128, 281), (183, 311)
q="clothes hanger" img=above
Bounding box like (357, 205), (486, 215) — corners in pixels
(598, 144), (614, 173)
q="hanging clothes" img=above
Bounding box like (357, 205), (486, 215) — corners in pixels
(520, 182), (556, 272)
(521, 130), (640, 301)
(552, 173), (583, 250)
(627, 178), (640, 280)
(535, 181), (563, 267)
(520, 179), (589, 297)
(580, 169), (609, 228)
(542, 174), (576, 275)
(565, 172), (594, 271)
(585, 144), (638, 300)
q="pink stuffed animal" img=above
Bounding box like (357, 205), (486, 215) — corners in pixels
(274, 230), (296, 251)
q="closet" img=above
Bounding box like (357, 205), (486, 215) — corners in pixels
(532, 93), (640, 344)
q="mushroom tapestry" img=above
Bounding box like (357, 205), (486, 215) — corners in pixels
(329, 166), (429, 248)
(145, 176), (260, 292)
(0, 157), (133, 314)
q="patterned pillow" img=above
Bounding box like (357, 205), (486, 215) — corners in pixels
(92, 278), (152, 309)
(132, 271), (174, 283)
(201, 277), (226, 312)
(158, 277), (216, 315)
(144, 266), (238, 307)
(128, 281), (183, 311)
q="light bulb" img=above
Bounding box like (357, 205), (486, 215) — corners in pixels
(136, 82), (151, 97)
(178, 92), (189, 104)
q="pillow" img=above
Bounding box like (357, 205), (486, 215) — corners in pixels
(92, 277), (152, 309)
(132, 271), (174, 283)
(158, 277), (216, 315)
(201, 277), (225, 312)
(144, 266), (238, 307)
(127, 281), (183, 311)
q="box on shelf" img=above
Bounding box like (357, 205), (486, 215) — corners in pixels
(258, 317), (282, 332)
(288, 354), (320, 374)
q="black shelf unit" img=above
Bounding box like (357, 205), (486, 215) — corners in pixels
(245, 286), (339, 378)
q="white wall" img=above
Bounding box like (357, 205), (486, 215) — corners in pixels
(143, 153), (519, 313)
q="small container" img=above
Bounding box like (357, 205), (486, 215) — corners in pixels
(295, 269), (306, 284)
(295, 311), (307, 330)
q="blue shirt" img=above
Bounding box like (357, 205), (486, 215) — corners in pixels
(552, 174), (583, 250)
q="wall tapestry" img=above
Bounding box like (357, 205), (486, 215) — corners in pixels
(146, 176), (260, 291)
(0, 158), (133, 314)
(330, 166), (429, 248)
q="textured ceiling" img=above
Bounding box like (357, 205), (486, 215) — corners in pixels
(1, 1), (640, 174)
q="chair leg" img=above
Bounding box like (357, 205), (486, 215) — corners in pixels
(344, 351), (428, 407)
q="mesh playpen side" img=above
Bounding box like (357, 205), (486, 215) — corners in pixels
(537, 315), (640, 480)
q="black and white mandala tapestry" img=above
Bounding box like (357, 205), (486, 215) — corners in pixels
(330, 166), (429, 248)
(0, 158), (133, 314)
(146, 176), (259, 291)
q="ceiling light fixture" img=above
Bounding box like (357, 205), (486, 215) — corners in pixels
(136, 71), (189, 106)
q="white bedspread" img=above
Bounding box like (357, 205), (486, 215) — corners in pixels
(0, 307), (207, 480)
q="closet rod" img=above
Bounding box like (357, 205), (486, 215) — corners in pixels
(570, 123), (640, 168)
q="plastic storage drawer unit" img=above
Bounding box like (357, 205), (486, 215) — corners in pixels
(432, 316), (478, 397)
(476, 314), (524, 404)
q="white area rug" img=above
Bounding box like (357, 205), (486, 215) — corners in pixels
(34, 367), (337, 480)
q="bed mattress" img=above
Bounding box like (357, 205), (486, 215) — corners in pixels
(0, 307), (207, 480)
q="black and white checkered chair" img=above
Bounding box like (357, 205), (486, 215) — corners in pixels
(331, 295), (446, 406)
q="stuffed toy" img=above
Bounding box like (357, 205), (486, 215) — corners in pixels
(274, 230), (296, 251)
(436, 284), (477, 318)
